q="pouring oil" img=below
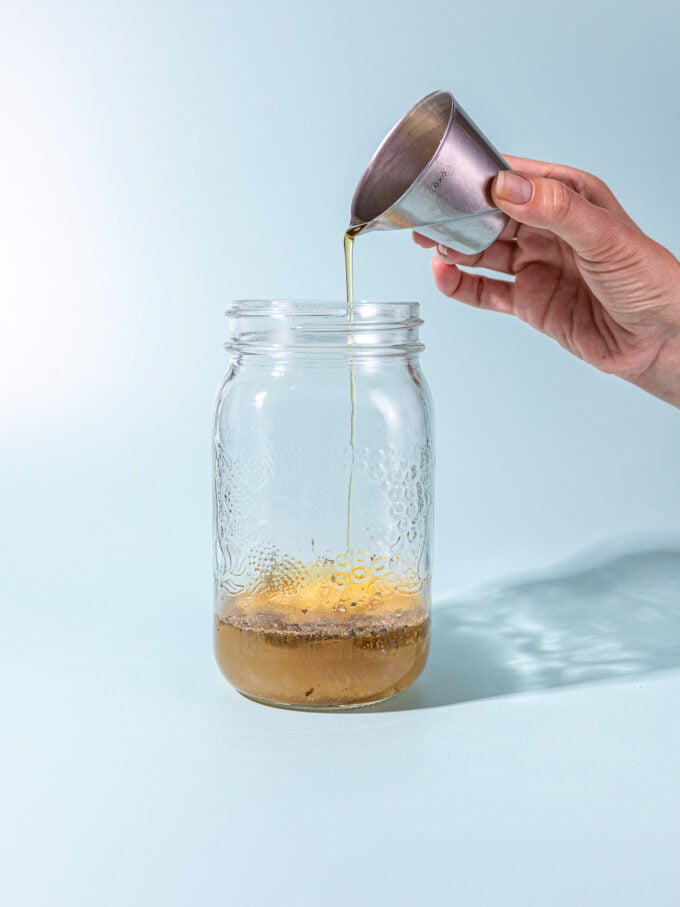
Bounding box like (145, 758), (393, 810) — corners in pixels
(344, 226), (362, 554)
(344, 227), (359, 303)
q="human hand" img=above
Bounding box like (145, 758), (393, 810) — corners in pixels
(414, 155), (680, 407)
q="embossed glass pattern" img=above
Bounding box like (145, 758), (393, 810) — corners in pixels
(213, 301), (434, 708)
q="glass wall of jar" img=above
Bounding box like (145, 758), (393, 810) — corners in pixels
(213, 301), (434, 709)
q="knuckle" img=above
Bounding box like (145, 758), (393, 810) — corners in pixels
(583, 171), (615, 204)
(576, 166), (604, 190)
(556, 164), (612, 202)
(588, 173), (610, 195)
(548, 180), (573, 221)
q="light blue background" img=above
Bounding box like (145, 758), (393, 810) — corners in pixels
(1, 2), (679, 905)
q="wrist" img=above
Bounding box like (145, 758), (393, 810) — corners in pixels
(632, 329), (680, 408)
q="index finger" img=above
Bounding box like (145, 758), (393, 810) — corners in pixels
(412, 232), (437, 248)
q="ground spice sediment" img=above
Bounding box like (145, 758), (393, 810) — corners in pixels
(215, 573), (430, 708)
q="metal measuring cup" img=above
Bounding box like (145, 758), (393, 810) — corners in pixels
(349, 90), (510, 255)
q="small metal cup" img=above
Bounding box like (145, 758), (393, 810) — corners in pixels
(350, 90), (510, 255)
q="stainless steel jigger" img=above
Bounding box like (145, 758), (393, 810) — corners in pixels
(349, 90), (510, 255)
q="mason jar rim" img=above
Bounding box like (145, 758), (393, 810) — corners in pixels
(225, 299), (420, 316)
(224, 300), (424, 355)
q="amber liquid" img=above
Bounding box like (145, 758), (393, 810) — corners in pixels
(215, 571), (430, 708)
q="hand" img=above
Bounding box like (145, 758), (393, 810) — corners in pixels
(414, 155), (680, 407)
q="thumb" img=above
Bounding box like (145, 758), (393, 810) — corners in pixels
(491, 170), (631, 261)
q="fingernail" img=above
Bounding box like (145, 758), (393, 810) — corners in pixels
(496, 171), (533, 204)
(436, 243), (450, 258)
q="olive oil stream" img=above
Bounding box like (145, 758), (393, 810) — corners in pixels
(344, 227), (362, 553)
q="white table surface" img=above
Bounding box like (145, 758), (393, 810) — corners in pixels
(3, 543), (679, 907)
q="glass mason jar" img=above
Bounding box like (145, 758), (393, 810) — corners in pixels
(212, 301), (434, 709)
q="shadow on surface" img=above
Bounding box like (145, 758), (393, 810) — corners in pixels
(364, 540), (680, 712)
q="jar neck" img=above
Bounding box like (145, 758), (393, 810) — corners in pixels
(224, 301), (424, 357)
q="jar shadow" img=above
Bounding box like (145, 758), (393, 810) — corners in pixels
(361, 538), (680, 712)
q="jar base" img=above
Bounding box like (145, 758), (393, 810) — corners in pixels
(235, 686), (405, 712)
